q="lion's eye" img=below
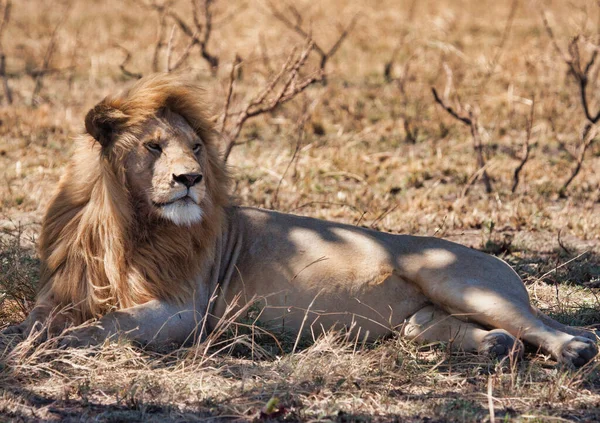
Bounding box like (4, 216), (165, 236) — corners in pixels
(193, 143), (202, 154)
(145, 143), (162, 154)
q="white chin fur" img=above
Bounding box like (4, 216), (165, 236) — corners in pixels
(158, 201), (203, 226)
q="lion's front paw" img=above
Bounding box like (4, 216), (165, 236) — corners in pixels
(560, 336), (598, 368)
(1, 321), (49, 344)
(58, 325), (109, 349)
(1, 324), (24, 336)
(478, 329), (524, 361)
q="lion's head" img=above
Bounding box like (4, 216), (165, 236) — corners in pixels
(37, 74), (230, 323)
(84, 74), (228, 227)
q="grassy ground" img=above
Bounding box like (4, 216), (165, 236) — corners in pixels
(1, 0), (600, 421)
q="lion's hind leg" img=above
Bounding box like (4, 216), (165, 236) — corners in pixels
(417, 275), (598, 368)
(533, 308), (598, 341)
(403, 305), (524, 361)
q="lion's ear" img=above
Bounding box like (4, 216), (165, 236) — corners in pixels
(85, 102), (128, 148)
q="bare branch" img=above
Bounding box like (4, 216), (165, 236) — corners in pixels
(384, 38), (415, 93)
(268, 1), (323, 55)
(218, 55), (241, 133)
(197, 0), (219, 70)
(322, 16), (357, 68)
(168, 8), (195, 37)
(31, 3), (72, 104)
(268, 1), (357, 74)
(0, 0), (12, 104)
(143, 0), (220, 73)
(541, 11), (570, 62)
(166, 3), (219, 71)
(431, 87), (471, 125)
(512, 97), (535, 193)
(222, 41), (323, 161)
(151, 2), (169, 72)
(165, 24), (176, 72)
(0, 0), (9, 36)
(432, 87), (493, 194)
(168, 26), (200, 72)
(561, 122), (597, 193)
(273, 104), (311, 209)
(542, 10), (600, 192)
(259, 32), (274, 74)
(542, 13), (600, 123)
(115, 45), (143, 79)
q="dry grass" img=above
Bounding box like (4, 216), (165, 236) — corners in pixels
(1, 0), (600, 421)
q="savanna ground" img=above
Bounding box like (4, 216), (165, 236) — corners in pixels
(1, 0), (600, 421)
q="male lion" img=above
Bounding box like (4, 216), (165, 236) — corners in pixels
(4, 74), (598, 368)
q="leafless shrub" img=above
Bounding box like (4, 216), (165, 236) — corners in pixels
(137, 0), (222, 75)
(431, 87), (493, 195)
(541, 11), (600, 194)
(384, 35), (420, 144)
(221, 40), (325, 161)
(0, 0), (12, 105)
(512, 97), (535, 193)
(267, 1), (357, 81)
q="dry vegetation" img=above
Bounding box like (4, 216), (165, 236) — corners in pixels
(1, 0), (600, 421)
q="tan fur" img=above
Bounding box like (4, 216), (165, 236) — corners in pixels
(5, 74), (598, 368)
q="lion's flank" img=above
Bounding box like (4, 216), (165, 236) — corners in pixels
(36, 74), (230, 323)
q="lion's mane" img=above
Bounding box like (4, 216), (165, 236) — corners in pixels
(36, 74), (229, 323)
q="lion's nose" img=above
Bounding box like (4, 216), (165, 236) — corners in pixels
(173, 173), (203, 188)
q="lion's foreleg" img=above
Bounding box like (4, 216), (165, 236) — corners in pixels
(59, 299), (206, 349)
(1, 300), (70, 342)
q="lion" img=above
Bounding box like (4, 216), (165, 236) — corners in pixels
(3, 74), (598, 368)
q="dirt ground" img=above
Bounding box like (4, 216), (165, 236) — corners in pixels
(1, 0), (600, 421)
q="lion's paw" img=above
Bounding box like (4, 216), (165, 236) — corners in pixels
(478, 329), (524, 361)
(1, 321), (48, 344)
(1, 324), (24, 336)
(58, 325), (108, 349)
(560, 336), (598, 368)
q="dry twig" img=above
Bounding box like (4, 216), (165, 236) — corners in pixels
(217, 55), (241, 133)
(268, 1), (357, 78)
(115, 45), (143, 79)
(512, 97), (535, 193)
(0, 0), (12, 105)
(561, 122), (597, 192)
(432, 87), (493, 194)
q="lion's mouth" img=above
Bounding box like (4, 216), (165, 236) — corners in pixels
(153, 195), (197, 207)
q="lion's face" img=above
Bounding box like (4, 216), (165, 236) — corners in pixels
(125, 109), (208, 226)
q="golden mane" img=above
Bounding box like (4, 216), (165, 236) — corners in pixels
(36, 74), (229, 323)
